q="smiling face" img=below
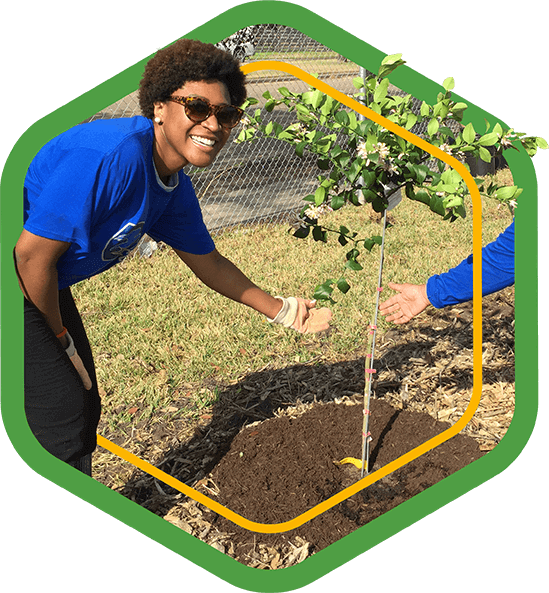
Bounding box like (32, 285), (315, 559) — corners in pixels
(152, 79), (233, 176)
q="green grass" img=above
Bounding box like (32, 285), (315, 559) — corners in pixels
(73, 178), (512, 432)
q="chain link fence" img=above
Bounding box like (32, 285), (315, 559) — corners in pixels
(86, 26), (493, 242)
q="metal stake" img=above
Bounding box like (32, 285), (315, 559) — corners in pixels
(361, 207), (388, 478)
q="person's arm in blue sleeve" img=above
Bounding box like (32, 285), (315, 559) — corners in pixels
(426, 220), (514, 308)
(379, 220), (514, 324)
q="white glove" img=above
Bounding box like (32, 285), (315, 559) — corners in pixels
(267, 296), (332, 334)
(64, 331), (93, 390)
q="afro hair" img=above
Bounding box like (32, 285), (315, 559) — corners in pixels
(138, 38), (247, 120)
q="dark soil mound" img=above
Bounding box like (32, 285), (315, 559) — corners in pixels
(199, 397), (483, 558)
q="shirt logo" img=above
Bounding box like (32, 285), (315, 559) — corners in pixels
(102, 222), (145, 261)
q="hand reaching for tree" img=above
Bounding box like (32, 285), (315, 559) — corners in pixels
(267, 297), (332, 333)
(379, 282), (431, 324)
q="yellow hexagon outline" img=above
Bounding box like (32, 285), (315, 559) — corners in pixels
(97, 60), (483, 534)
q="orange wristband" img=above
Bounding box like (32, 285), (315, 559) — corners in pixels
(56, 327), (68, 339)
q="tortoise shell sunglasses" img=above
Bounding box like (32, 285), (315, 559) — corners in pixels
(166, 95), (244, 129)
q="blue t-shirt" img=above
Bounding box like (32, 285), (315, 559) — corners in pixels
(24, 116), (215, 289)
(426, 220), (514, 308)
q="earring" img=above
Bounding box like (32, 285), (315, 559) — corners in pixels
(154, 116), (163, 125)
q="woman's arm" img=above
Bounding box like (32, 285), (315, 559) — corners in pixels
(173, 248), (332, 332)
(14, 229), (71, 346)
(174, 248), (283, 318)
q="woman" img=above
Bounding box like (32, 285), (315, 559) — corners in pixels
(15, 39), (331, 476)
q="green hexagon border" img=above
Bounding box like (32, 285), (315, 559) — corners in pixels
(0, 2), (537, 591)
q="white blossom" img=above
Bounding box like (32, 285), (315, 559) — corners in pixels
(439, 143), (453, 155)
(304, 203), (333, 220)
(357, 141), (369, 160)
(501, 128), (517, 148)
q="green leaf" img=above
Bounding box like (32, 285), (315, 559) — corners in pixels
(363, 239), (375, 252)
(420, 101), (431, 117)
(436, 102), (450, 120)
(429, 196), (446, 216)
(381, 52), (403, 65)
(371, 196), (387, 213)
(443, 77), (455, 91)
(353, 76), (366, 90)
(336, 151), (351, 168)
(463, 122), (476, 144)
(277, 131), (295, 141)
(361, 188), (377, 202)
(435, 183), (459, 193)
(302, 89), (323, 109)
(337, 278), (351, 294)
(295, 104), (311, 117)
(478, 132), (499, 146)
(312, 90), (324, 108)
(372, 235), (383, 245)
(438, 126), (455, 140)
(374, 78), (389, 102)
(312, 225), (327, 242)
(443, 195), (463, 209)
(414, 190), (430, 205)
(345, 258), (363, 271)
(278, 87), (291, 97)
(450, 103), (467, 121)
(348, 111), (358, 130)
(478, 146), (492, 162)
(314, 186), (326, 205)
(321, 95), (335, 116)
(416, 164), (431, 184)
(335, 110), (350, 126)
(361, 171), (376, 188)
(381, 54), (402, 66)
(377, 53), (406, 78)
(405, 113), (418, 130)
(264, 121), (273, 135)
(313, 281), (334, 302)
(495, 186), (518, 200)
(295, 142), (306, 158)
(331, 193), (346, 211)
(317, 158), (330, 170)
(346, 158), (363, 183)
(537, 137), (549, 149)
(427, 118), (439, 136)
(293, 225), (310, 238)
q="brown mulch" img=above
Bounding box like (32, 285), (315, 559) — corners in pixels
(94, 286), (514, 569)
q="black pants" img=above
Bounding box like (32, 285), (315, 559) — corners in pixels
(24, 287), (101, 475)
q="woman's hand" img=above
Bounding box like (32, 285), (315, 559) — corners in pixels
(268, 297), (332, 333)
